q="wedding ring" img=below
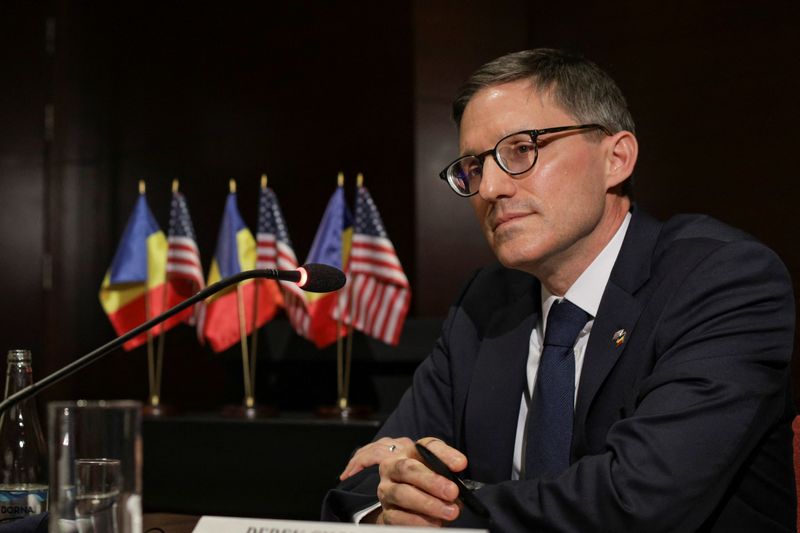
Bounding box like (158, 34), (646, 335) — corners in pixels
(388, 444), (397, 453)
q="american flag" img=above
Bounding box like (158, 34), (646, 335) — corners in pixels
(335, 186), (410, 345)
(256, 186), (311, 339)
(166, 189), (204, 325)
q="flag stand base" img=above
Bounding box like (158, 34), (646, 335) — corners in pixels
(142, 403), (179, 417)
(222, 403), (278, 419)
(315, 404), (373, 420)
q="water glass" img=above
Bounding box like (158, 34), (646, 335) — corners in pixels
(48, 401), (142, 533)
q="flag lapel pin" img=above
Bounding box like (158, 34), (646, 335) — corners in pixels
(612, 329), (626, 347)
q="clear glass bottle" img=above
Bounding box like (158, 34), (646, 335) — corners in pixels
(0, 349), (48, 522)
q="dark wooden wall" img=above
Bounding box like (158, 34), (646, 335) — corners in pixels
(528, 2), (800, 405)
(1, 1), (415, 409)
(0, 3), (48, 376)
(412, 1), (800, 404)
(1, 1), (798, 411)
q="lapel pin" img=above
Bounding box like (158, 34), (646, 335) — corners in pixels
(612, 329), (626, 347)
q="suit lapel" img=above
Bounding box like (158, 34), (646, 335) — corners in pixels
(573, 209), (663, 447)
(463, 282), (539, 483)
(573, 283), (641, 434)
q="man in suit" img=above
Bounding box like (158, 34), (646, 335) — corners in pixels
(321, 49), (796, 531)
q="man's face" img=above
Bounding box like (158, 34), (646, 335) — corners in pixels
(461, 79), (613, 278)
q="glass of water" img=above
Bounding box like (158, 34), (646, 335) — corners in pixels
(48, 401), (142, 533)
(75, 459), (122, 532)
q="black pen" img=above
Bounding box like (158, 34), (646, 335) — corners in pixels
(415, 442), (490, 519)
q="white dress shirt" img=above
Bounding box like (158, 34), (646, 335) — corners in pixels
(511, 212), (630, 479)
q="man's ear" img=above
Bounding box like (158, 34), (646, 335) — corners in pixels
(604, 131), (638, 189)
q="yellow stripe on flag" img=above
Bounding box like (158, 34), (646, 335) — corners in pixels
(146, 231), (168, 288)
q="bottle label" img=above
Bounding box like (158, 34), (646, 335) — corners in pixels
(0, 487), (48, 522)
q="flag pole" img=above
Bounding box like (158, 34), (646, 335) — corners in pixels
(230, 179), (254, 409)
(248, 174), (268, 404)
(140, 180), (158, 407)
(153, 179), (179, 409)
(340, 172), (363, 411)
(237, 284), (253, 408)
(334, 171), (347, 411)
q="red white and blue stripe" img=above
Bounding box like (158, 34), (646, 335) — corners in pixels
(166, 190), (204, 290)
(166, 189), (205, 331)
(256, 186), (311, 339)
(335, 186), (410, 345)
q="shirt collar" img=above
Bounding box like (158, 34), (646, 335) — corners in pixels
(541, 212), (631, 320)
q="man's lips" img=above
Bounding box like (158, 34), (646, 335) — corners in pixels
(491, 211), (535, 231)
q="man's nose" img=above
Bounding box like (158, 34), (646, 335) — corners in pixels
(478, 157), (516, 201)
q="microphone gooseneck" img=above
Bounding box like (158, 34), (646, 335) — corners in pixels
(0, 265), (345, 415)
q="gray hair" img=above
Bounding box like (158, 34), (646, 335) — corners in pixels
(453, 49), (635, 135)
(452, 49), (635, 195)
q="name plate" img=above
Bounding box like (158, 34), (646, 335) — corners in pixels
(192, 516), (488, 533)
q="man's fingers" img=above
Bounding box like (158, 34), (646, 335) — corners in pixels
(339, 437), (414, 480)
(341, 436), (466, 480)
(417, 436), (468, 472)
(378, 467), (460, 523)
(339, 440), (387, 480)
(382, 456), (460, 503)
(352, 437), (469, 528)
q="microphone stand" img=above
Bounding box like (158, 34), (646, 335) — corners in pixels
(0, 269), (296, 415)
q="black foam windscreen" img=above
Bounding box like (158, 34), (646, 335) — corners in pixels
(299, 263), (346, 293)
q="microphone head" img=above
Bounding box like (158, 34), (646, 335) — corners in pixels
(296, 263), (346, 293)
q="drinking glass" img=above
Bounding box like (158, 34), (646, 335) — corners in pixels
(48, 401), (142, 533)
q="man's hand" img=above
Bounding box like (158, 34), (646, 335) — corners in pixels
(340, 436), (468, 527)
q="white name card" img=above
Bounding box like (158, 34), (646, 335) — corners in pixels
(192, 516), (488, 533)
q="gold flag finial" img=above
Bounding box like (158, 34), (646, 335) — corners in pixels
(138, 180), (146, 195)
(229, 179), (236, 193)
(261, 174), (268, 189)
(337, 171), (344, 187)
(172, 179), (179, 193)
(357, 173), (364, 187)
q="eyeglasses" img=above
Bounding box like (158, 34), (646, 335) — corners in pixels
(439, 124), (611, 197)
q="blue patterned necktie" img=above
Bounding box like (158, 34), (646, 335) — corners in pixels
(524, 299), (590, 479)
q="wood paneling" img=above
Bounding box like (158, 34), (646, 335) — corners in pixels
(0, 2), (47, 379)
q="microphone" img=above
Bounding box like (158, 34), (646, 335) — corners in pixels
(274, 263), (346, 293)
(0, 264), (345, 414)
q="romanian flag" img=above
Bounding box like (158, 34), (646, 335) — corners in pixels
(99, 192), (188, 351)
(303, 185), (352, 348)
(202, 190), (283, 352)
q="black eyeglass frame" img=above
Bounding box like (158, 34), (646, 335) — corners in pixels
(438, 123), (612, 197)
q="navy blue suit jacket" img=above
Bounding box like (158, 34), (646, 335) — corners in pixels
(322, 209), (796, 532)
